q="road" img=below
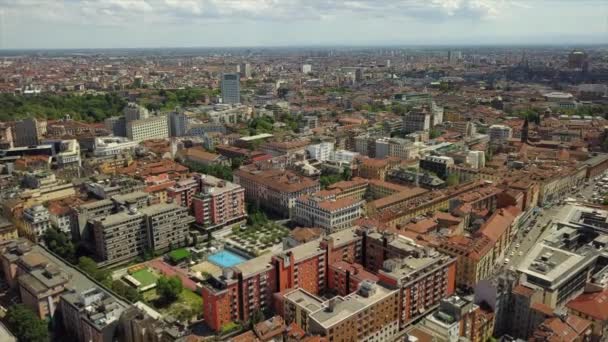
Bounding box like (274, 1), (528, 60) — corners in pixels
(499, 176), (605, 272)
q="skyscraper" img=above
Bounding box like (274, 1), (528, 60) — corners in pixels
(221, 73), (240, 104)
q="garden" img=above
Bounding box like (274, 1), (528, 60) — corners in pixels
(226, 222), (290, 256)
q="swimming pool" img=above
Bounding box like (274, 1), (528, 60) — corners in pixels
(207, 250), (247, 268)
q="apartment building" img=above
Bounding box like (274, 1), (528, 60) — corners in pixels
(19, 263), (69, 319)
(14, 117), (46, 147)
(22, 204), (52, 239)
(293, 194), (364, 233)
(307, 281), (400, 342)
(328, 261), (379, 296)
(306, 142), (334, 161)
(92, 202), (193, 265)
(166, 178), (199, 208)
(355, 157), (400, 181)
(192, 175), (246, 229)
(234, 167), (320, 217)
(361, 229), (457, 328)
(59, 287), (127, 342)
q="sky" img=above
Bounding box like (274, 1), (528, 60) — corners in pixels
(0, 0), (606, 49)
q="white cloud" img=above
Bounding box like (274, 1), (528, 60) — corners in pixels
(1, 0), (515, 26)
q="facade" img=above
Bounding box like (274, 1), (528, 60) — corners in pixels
(169, 111), (189, 137)
(19, 264), (69, 319)
(293, 194), (364, 233)
(234, 168), (320, 217)
(14, 118), (45, 147)
(306, 142), (334, 161)
(0, 218), (18, 242)
(23, 205), (52, 239)
(192, 175), (246, 229)
(489, 124), (513, 143)
(238, 62), (251, 79)
(59, 287), (127, 342)
(92, 137), (138, 157)
(126, 114), (169, 142)
(420, 155), (455, 179)
(403, 109), (431, 133)
(92, 202), (193, 265)
(221, 73), (241, 104)
(308, 281), (400, 342)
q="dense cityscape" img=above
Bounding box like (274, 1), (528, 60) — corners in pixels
(0, 2), (608, 342)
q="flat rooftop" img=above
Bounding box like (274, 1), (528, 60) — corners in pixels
(309, 284), (397, 329)
(284, 288), (325, 313)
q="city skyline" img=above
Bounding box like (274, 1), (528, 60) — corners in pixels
(0, 0), (607, 49)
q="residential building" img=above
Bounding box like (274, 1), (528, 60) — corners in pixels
(567, 288), (608, 341)
(234, 167), (320, 217)
(306, 142), (334, 161)
(59, 287), (127, 342)
(302, 64), (312, 74)
(420, 155), (455, 179)
(22, 205), (52, 239)
(92, 202), (194, 265)
(238, 62), (251, 79)
(18, 263), (69, 319)
(192, 175), (246, 230)
(332, 149), (359, 163)
(126, 114), (169, 142)
(362, 229), (457, 328)
(123, 102), (150, 122)
(307, 281), (400, 342)
(166, 178), (199, 208)
(293, 193), (364, 233)
(355, 157), (399, 181)
(0, 217), (18, 242)
(327, 261), (378, 296)
(221, 73), (241, 104)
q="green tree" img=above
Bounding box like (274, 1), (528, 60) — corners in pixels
(342, 167), (352, 181)
(156, 276), (183, 303)
(77, 257), (109, 283)
(111, 280), (142, 302)
(42, 228), (75, 263)
(5, 304), (49, 342)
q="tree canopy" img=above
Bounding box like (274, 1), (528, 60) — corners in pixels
(156, 276), (183, 303)
(42, 228), (75, 264)
(0, 93), (126, 122)
(5, 304), (49, 342)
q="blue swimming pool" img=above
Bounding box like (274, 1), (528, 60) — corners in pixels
(208, 250), (247, 268)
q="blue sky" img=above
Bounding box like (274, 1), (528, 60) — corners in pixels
(0, 0), (606, 49)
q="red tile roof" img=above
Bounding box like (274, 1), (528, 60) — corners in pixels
(566, 289), (608, 321)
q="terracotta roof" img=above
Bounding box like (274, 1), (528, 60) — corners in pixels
(512, 284), (536, 297)
(235, 168), (319, 193)
(533, 316), (591, 342)
(290, 227), (324, 243)
(478, 207), (518, 243)
(181, 147), (221, 162)
(566, 289), (608, 321)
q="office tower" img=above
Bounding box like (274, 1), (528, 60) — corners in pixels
(402, 108), (431, 133)
(238, 62), (251, 79)
(169, 111), (188, 137)
(302, 64), (312, 74)
(221, 73), (240, 104)
(126, 114), (169, 142)
(14, 118), (45, 147)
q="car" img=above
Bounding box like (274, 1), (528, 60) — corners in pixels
(518, 251), (524, 256)
(504, 258), (510, 264)
(510, 251), (515, 256)
(515, 243), (521, 248)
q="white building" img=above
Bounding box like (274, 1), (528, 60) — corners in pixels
(126, 115), (169, 142)
(23, 205), (52, 238)
(332, 150), (359, 163)
(238, 63), (251, 79)
(93, 137), (138, 157)
(306, 142), (334, 161)
(466, 150), (486, 169)
(293, 194), (363, 234)
(489, 125), (513, 143)
(302, 64), (312, 74)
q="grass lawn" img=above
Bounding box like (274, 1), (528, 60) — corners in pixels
(130, 269), (158, 288)
(168, 248), (191, 264)
(142, 288), (202, 321)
